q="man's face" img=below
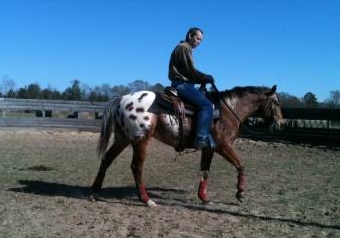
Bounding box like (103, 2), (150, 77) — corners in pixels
(189, 31), (203, 48)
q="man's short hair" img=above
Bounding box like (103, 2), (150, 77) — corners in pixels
(185, 27), (204, 42)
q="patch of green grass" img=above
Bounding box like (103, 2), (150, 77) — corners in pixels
(1, 110), (36, 118)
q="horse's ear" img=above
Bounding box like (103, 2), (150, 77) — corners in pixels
(266, 85), (277, 96)
(271, 85), (277, 93)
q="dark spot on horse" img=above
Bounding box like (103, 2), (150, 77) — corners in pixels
(125, 102), (134, 111)
(129, 115), (137, 120)
(136, 107), (145, 113)
(143, 116), (149, 121)
(138, 93), (148, 102)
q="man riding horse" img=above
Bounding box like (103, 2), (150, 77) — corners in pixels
(168, 27), (216, 149)
(91, 27), (284, 206)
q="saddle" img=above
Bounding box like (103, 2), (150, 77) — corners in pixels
(151, 86), (221, 152)
(158, 87), (194, 116)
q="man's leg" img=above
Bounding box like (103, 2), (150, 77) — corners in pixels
(175, 82), (215, 148)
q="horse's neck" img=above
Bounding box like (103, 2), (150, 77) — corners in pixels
(228, 96), (260, 122)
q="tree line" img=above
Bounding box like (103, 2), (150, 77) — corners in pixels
(0, 79), (164, 102)
(1, 77), (339, 108)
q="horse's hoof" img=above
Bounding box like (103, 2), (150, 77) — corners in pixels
(198, 196), (209, 203)
(89, 193), (99, 202)
(202, 200), (211, 205)
(236, 191), (244, 203)
(146, 199), (157, 207)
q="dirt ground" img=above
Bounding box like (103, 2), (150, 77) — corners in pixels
(0, 128), (339, 238)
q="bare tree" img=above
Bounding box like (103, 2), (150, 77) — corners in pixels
(1, 74), (16, 96)
(277, 92), (304, 107)
(112, 85), (130, 96)
(128, 80), (150, 92)
(326, 90), (340, 108)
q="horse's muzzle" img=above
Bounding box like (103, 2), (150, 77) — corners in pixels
(270, 118), (285, 132)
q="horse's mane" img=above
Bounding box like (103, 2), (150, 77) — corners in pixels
(219, 86), (271, 98)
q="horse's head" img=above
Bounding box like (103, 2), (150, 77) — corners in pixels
(259, 85), (284, 130)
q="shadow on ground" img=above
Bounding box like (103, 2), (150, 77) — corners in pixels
(7, 180), (340, 232)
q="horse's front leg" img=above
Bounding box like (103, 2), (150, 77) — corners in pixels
(236, 166), (246, 202)
(131, 140), (156, 207)
(198, 148), (214, 203)
(217, 146), (246, 203)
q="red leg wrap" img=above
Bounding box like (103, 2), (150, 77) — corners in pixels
(137, 183), (150, 203)
(237, 173), (246, 192)
(198, 180), (209, 202)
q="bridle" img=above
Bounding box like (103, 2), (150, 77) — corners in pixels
(263, 93), (281, 122)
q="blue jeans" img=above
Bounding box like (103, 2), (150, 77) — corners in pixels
(172, 81), (213, 139)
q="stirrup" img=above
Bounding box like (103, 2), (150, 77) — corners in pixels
(207, 134), (216, 148)
(213, 108), (221, 119)
(195, 134), (216, 149)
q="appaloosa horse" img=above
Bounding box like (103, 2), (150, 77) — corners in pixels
(91, 85), (283, 206)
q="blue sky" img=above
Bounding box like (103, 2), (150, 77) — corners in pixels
(1, 0), (339, 101)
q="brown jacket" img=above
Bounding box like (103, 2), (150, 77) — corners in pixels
(168, 41), (208, 84)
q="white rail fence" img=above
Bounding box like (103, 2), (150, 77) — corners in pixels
(0, 98), (107, 131)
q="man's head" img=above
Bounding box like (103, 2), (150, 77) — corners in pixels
(185, 27), (204, 48)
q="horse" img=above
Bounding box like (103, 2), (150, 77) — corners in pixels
(91, 85), (283, 206)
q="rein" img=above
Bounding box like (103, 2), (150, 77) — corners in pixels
(211, 83), (241, 123)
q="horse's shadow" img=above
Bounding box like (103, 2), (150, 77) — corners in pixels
(7, 180), (187, 204)
(8, 180), (130, 199)
(7, 180), (340, 232)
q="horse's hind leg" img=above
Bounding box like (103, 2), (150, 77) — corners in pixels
(91, 139), (130, 193)
(130, 139), (156, 207)
(198, 148), (214, 203)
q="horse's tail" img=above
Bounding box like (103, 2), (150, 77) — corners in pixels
(97, 97), (121, 158)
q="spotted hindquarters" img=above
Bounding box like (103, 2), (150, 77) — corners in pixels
(114, 91), (156, 141)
